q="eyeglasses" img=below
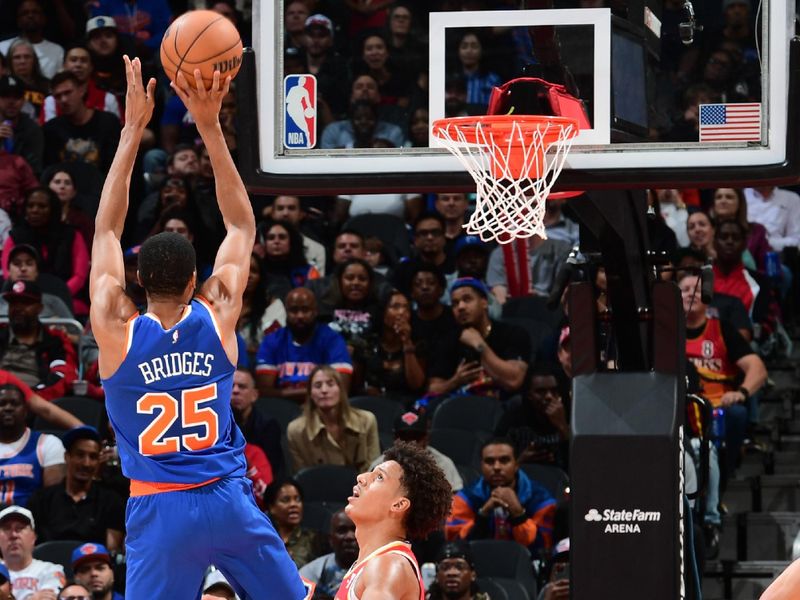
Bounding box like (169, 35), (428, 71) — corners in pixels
(60, 596), (91, 600)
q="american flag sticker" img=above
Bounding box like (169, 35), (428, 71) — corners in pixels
(698, 103), (761, 142)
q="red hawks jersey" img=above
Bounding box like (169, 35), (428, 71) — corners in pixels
(686, 317), (739, 406)
(335, 541), (424, 600)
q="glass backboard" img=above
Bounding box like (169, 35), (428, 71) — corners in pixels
(239, 0), (799, 194)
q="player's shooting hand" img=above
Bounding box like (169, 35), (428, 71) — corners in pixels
(122, 55), (156, 131)
(171, 68), (231, 131)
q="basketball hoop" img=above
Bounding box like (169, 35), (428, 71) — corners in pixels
(432, 115), (579, 243)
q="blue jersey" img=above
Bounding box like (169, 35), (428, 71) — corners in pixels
(0, 429), (45, 506)
(101, 298), (246, 485)
(255, 324), (353, 388)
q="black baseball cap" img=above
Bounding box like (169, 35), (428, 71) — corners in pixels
(0, 75), (24, 98)
(7, 244), (40, 264)
(2, 279), (42, 302)
(62, 425), (101, 452)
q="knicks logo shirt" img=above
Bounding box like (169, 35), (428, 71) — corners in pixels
(101, 298), (246, 485)
(255, 324), (353, 388)
(284, 74), (317, 149)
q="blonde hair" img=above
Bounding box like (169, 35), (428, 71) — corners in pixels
(304, 365), (353, 422)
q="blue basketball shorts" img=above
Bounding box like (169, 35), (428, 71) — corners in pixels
(124, 476), (307, 599)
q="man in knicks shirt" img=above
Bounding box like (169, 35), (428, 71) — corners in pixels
(256, 287), (352, 401)
(0, 506), (66, 599)
(428, 278), (529, 401)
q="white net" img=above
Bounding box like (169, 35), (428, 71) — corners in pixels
(433, 116), (578, 243)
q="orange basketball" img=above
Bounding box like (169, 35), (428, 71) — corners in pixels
(160, 10), (243, 89)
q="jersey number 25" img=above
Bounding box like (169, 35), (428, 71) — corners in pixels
(137, 383), (220, 455)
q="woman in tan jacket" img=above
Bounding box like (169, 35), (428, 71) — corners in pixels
(287, 365), (380, 473)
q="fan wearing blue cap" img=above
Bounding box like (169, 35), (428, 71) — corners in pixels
(444, 235), (503, 319)
(71, 542), (123, 600)
(427, 277), (530, 399)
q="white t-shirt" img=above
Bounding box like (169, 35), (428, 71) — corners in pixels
(9, 559), (66, 600)
(0, 429), (65, 467)
(338, 194), (420, 219)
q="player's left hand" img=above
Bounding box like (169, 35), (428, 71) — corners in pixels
(171, 68), (231, 130)
(122, 55), (156, 131)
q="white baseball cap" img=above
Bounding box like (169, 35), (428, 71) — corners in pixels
(0, 506), (35, 529)
(86, 16), (118, 35)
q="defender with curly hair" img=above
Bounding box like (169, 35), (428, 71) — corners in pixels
(336, 441), (452, 600)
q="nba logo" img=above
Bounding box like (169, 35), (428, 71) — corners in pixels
(284, 75), (317, 149)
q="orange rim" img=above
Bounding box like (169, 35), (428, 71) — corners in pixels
(431, 115), (580, 146)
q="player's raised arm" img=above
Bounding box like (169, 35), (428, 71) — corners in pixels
(90, 56), (154, 376)
(91, 57), (155, 293)
(172, 69), (255, 317)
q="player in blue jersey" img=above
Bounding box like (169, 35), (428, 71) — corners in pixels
(89, 57), (311, 600)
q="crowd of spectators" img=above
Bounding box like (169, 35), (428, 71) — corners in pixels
(0, 0), (797, 598)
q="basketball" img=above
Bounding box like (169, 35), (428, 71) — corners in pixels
(160, 10), (243, 89)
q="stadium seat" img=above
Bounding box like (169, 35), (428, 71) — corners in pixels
(502, 295), (564, 330)
(301, 500), (344, 534)
(492, 577), (534, 600)
(295, 465), (358, 504)
(431, 395), (503, 435)
(429, 428), (484, 470)
(476, 578), (510, 599)
(520, 464), (570, 504)
(257, 397), (302, 432)
(281, 435), (293, 474)
(469, 540), (537, 599)
(498, 316), (550, 363)
(33, 540), (83, 578)
(32, 397), (105, 433)
(379, 431), (395, 452)
(455, 463), (481, 488)
(349, 396), (405, 434)
(343, 213), (411, 264)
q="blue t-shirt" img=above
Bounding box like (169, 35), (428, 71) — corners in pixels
(255, 324), (352, 389)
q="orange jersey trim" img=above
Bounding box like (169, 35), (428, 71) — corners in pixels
(130, 477), (220, 497)
(121, 312), (139, 361)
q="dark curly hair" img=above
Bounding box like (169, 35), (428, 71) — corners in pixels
(383, 441), (452, 540)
